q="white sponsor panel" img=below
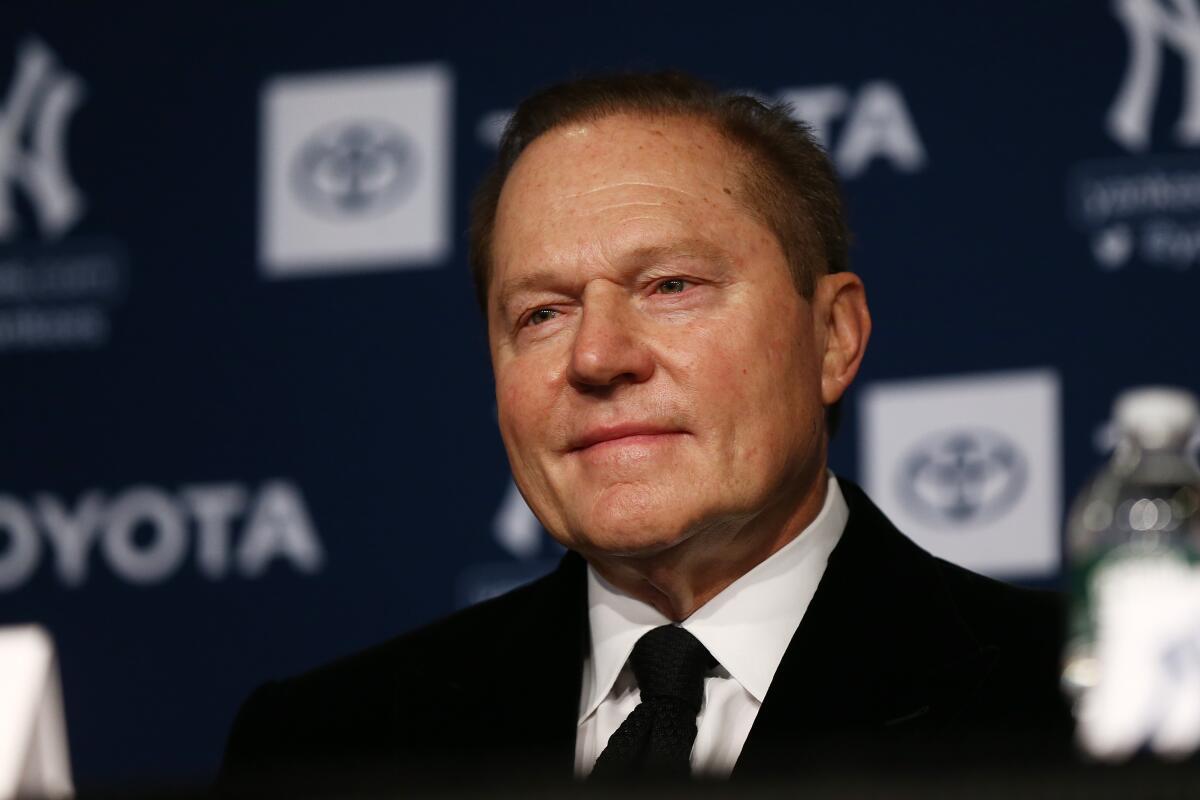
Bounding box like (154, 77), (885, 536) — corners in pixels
(260, 62), (453, 276)
(0, 480), (324, 590)
(859, 369), (1061, 578)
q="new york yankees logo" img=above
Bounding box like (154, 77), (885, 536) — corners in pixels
(1109, 0), (1200, 152)
(0, 37), (85, 241)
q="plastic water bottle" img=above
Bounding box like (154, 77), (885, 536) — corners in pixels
(1062, 387), (1200, 759)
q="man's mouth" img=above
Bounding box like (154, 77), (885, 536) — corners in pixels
(569, 422), (686, 453)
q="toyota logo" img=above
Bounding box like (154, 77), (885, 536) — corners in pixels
(290, 119), (419, 218)
(896, 429), (1028, 528)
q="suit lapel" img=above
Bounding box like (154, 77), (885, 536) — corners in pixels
(733, 480), (998, 777)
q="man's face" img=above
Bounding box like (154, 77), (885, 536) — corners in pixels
(488, 114), (831, 559)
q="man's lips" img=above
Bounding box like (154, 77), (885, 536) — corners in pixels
(568, 422), (686, 452)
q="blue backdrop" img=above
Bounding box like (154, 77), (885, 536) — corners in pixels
(1, 1), (1197, 790)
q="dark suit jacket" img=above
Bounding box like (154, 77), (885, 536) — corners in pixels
(219, 480), (1073, 792)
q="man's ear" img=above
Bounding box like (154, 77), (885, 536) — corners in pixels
(815, 272), (871, 406)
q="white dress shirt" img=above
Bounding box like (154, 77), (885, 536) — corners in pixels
(575, 476), (849, 777)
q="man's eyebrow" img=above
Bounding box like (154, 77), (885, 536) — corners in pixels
(617, 239), (735, 271)
(494, 239), (734, 314)
(495, 269), (573, 315)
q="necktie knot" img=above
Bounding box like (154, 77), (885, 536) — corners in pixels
(629, 625), (715, 713)
(591, 625), (716, 778)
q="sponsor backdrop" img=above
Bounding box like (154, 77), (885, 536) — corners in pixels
(0, 0), (1197, 789)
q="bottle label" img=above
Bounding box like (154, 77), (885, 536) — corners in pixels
(1076, 550), (1200, 760)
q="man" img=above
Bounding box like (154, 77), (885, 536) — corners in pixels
(220, 72), (1070, 790)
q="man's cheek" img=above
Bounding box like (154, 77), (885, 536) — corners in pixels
(711, 342), (761, 404)
(499, 367), (548, 417)
(497, 383), (538, 455)
(672, 325), (743, 386)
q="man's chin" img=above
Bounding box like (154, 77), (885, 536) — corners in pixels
(567, 522), (695, 560)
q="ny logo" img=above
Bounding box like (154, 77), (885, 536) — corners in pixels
(1109, 0), (1200, 152)
(0, 38), (85, 241)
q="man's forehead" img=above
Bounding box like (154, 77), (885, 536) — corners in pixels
(492, 115), (746, 260)
(556, 180), (703, 204)
(502, 113), (739, 199)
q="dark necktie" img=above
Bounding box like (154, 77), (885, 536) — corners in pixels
(590, 624), (717, 779)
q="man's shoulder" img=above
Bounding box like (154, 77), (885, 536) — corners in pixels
(281, 554), (579, 688)
(811, 478), (1072, 759)
(220, 553), (587, 777)
(832, 477), (1066, 709)
(926, 552), (1064, 658)
(837, 476), (1063, 642)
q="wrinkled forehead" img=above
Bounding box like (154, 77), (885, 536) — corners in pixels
(548, 108), (730, 158)
(491, 113), (749, 260)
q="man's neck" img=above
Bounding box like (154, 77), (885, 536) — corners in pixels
(584, 469), (830, 621)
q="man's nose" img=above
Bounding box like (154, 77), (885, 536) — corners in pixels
(567, 291), (655, 391)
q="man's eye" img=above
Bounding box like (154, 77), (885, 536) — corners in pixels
(528, 308), (559, 325)
(656, 279), (689, 294)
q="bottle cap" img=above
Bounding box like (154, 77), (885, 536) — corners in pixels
(1114, 386), (1200, 449)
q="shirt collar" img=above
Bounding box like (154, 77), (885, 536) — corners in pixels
(580, 475), (849, 723)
